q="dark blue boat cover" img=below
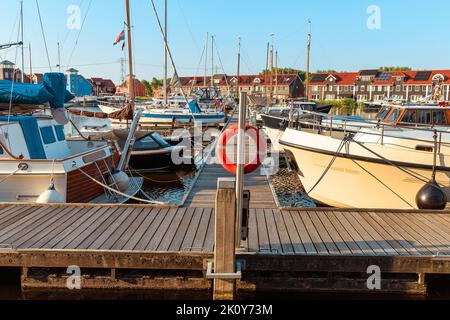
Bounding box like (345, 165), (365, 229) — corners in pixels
(0, 116), (46, 159)
(0, 73), (74, 108)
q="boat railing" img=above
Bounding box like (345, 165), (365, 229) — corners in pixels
(287, 109), (450, 148)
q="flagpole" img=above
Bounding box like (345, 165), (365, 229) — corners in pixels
(125, 0), (135, 110)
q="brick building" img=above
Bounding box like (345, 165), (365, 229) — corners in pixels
(116, 77), (147, 97)
(0, 60), (27, 82)
(89, 78), (116, 96)
(178, 74), (304, 100)
(309, 69), (450, 102)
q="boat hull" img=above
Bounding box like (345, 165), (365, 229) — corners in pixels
(280, 130), (450, 209)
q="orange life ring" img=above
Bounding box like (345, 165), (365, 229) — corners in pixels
(216, 124), (267, 174)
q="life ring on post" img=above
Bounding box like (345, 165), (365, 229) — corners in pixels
(216, 124), (267, 174)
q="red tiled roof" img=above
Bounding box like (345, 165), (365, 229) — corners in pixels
(179, 74), (301, 87)
(310, 72), (358, 85)
(311, 69), (450, 86)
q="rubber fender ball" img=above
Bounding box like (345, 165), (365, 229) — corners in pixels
(415, 179), (447, 210)
(109, 169), (130, 193)
(36, 183), (64, 204)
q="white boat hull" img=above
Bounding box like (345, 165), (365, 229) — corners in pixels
(281, 129), (450, 209)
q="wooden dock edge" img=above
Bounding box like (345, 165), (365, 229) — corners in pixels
(2, 249), (450, 295)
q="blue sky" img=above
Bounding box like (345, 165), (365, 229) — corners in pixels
(1, 0), (450, 84)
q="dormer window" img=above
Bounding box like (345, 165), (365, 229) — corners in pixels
(231, 77), (238, 84)
(432, 74), (445, 83)
(253, 78), (261, 84)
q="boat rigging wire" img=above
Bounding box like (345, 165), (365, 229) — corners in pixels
(347, 136), (429, 184)
(189, 42), (206, 95)
(35, 0), (52, 71)
(67, 0), (93, 68)
(74, 165), (165, 205)
(212, 37), (230, 91)
(349, 158), (414, 208)
(0, 167), (23, 186)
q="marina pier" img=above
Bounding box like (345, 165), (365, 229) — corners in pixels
(1, 203), (450, 297)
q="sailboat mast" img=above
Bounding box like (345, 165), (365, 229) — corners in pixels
(29, 43), (32, 83)
(305, 19), (311, 100)
(265, 42), (269, 98)
(125, 0), (135, 107)
(20, 0), (24, 82)
(204, 32), (208, 89)
(163, 0), (168, 105)
(57, 42), (61, 72)
(236, 37), (241, 99)
(211, 34), (214, 90)
(275, 50), (278, 99)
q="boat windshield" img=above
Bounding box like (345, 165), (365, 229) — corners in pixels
(377, 106), (391, 120)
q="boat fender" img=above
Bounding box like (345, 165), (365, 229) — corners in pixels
(36, 183), (64, 204)
(216, 124), (267, 174)
(109, 168), (130, 193)
(415, 179), (447, 210)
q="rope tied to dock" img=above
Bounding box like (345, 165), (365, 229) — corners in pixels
(73, 165), (165, 205)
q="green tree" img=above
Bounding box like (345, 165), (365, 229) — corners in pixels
(141, 80), (152, 96)
(316, 69), (337, 73)
(151, 77), (164, 89)
(379, 66), (411, 71)
(260, 68), (307, 81)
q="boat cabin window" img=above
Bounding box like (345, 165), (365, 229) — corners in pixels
(432, 110), (446, 125)
(400, 110), (416, 123)
(54, 125), (66, 141)
(40, 126), (56, 145)
(417, 110), (432, 124)
(386, 108), (401, 122)
(377, 106), (391, 120)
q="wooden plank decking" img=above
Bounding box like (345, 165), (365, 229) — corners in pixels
(183, 109), (278, 209)
(1, 203), (450, 256)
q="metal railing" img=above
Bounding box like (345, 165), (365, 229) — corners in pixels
(285, 109), (450, 148)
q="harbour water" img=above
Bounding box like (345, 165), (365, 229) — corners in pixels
(64, 105), (376, 207)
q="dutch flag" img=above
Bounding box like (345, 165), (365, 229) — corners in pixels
(113, 30), (125, 47)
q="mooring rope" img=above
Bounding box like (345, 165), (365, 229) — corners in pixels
(306, 136), (349, 195)
(74, 165), (165, 205)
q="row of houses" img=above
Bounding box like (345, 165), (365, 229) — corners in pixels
(0, 60), (146, 97)
(308, 69), (450, 102)
(178, 74), (304, 101)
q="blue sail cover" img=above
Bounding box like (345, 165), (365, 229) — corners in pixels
(0, 73), (74, 108)
(187, 100), (202, 113)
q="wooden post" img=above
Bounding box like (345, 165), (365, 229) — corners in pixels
(214, 177), (237, 300)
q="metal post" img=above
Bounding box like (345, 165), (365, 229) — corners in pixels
(236, 91), (247, 246)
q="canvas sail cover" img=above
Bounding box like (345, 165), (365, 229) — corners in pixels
(0, 73), (74, 109)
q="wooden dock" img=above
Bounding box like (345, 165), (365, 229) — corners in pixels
(182, 110), (278, 209)
(1, 203), (450, 295)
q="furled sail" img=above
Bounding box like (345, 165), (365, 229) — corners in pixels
(0, 72), (74, 109)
